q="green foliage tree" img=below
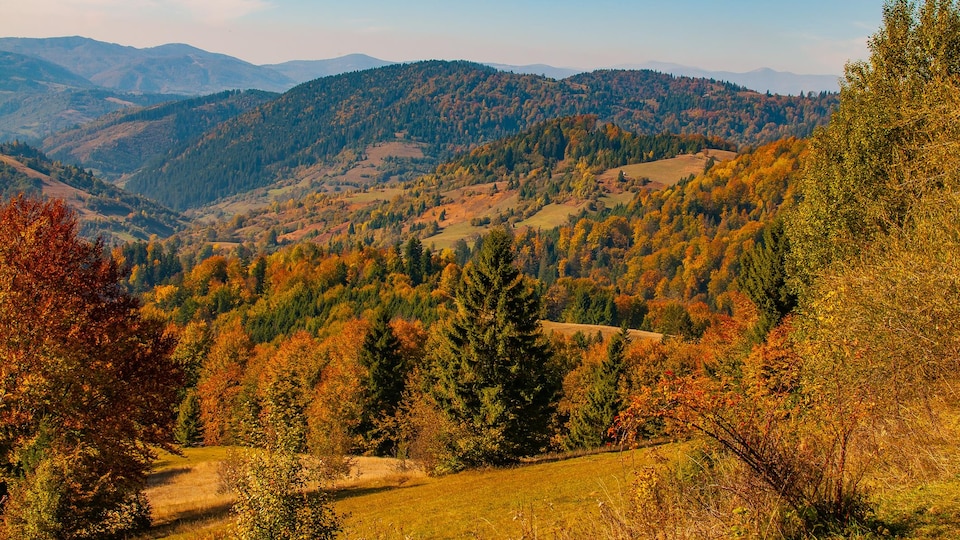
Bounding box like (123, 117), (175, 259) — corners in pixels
(222, 372), (339, 540)
(430, 229), (558, 469)
(0, 197), (182, 538)
(788, 0), (960, 289)
(357, 310), (407, 454)
(565, 329), (628, 450)
(738, 218), (797, 341)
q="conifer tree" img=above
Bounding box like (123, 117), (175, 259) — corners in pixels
(357, 310), (407, 453)
(738, 218), (796, 341)
(404, 236), (424, 286)
(564, 328), (627, 450)
(430, 229), (557, 468)
(174, 390), (204, 447)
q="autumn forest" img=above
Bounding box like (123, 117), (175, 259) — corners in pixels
(1, 1), (960, 539)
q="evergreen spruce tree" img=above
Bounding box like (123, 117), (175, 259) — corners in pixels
(357, 309), (407, 453)
(738, 218), (797, 341)
(431, 229), (557, 468)
(564, 328), (627, 450)
(174, 390), (203, 447)
(403, 237), (423, 286)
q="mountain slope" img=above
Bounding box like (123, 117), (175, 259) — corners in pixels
(0, 37), (294, 94)
(125, 61), (836, 210)
(0, 87), (176, 142)
(42, 89), (278, 180)
(0, 142), (183, 242)
(0, 50), (93, 91)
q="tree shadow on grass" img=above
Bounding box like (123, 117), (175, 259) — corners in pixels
(330, 482), (425, 502)
(136, 501), (235, 539)
(146, 466), (194, 488)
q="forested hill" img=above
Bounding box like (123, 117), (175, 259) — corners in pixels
(41, 89), (277, 181)
(0, 50), (94, 91)
(125, 61), (836, 210)
(0, 142), (183, 242)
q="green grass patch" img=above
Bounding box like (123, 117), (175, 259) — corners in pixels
(874, 474), (960, 538)
(335, 447), (662, 538)
(152, 446), (239, 471)
(516, 201), (589, 230)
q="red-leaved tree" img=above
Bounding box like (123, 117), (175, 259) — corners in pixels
(0, 197), (183, 538)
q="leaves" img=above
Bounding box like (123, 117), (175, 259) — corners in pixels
(0, 196), (181, 537)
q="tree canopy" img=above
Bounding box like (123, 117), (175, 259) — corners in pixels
(0, 196), (182, 538)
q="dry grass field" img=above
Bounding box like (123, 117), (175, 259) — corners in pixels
(140, 444), (678, 539)
(598, 149), (737, 188)
(139, 435), (960, 539)
(540, 320), (662, 342)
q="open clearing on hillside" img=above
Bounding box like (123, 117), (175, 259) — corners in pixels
(141, 436), (960, 539)
(516, 201), (590, 230)
(541, 320), (663, 342)
(142, 445), (678, 539)
(598, 149), (737, 187)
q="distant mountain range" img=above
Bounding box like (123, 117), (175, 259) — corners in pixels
(615, 62), (841, 96)
(0, 36), (840, 97)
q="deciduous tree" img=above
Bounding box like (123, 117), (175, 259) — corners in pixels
(0, 197), (182, 538)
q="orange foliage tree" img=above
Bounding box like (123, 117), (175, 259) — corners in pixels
(0, 197), (182, 538)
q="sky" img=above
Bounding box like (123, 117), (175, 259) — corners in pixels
(2, 0), (884, 75)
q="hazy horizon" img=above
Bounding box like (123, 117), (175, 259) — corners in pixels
(2, 1), (882, 76)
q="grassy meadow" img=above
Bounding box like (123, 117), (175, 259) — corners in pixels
(598, 150), (737, 188)
(140, 443), (683, 539)
(139, 435), (960, 540)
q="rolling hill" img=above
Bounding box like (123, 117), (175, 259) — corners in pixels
(169, 116), (739, 257)
(0, 87), (176, 143)
(41, 89), (278, 181)
(0, 50), (94, 91)
(0, 142), (183, 242)
(124, 61), (836, 210)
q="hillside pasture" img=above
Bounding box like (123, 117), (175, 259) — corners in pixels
(540, 320), (663, 342)
(141, 444), (681, 539)
(598, 149), (737, 187)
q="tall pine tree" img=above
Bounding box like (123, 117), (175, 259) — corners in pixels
(357, 309), (407, 454)
(564, 328), (627, 450)
(738, 217), (797, 342)
(430, 229), (557, 468)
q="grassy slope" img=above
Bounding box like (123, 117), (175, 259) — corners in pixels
(540, 320), (662, 342)
(597, 149), (737, 188)
(140, 437), (960, 539)
(141, 445), (677, 539)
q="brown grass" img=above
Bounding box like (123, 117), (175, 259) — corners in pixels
(598, 150), (737, 187)
(540, 320), (662, 342)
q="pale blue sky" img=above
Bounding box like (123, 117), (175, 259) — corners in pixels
(3, 0), (883, 74)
